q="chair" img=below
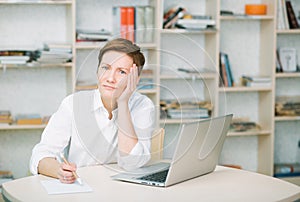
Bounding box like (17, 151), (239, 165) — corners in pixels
(149, 128), (165, 163)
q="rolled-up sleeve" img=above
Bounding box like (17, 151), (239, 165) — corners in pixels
(29, 96), (73, 175)
(118, 96), (155, 170)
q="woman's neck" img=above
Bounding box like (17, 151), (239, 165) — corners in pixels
(101, 96), (117, 119)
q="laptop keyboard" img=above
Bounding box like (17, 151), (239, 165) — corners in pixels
(138, 169), (169, 183)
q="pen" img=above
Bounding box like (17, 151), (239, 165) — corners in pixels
(59, 152), (83, 185)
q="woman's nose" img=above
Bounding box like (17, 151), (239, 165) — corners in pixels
(106, 70), (116, 83)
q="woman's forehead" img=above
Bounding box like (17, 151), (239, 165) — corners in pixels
(101, 51), (133, 68)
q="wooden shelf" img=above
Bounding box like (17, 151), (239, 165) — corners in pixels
(160, 28), (217, 35)
(276, 29), (300, 34)
(0, 124), (46, 130)
(219, 86), (272, 92)
(75, 42), (157, 50)
(160, 73), (216, 80)
(220, 15), (274, 21)
(0, 0), (72, 4)
(0, 62), (73, 69)
(227, 130), (271, 137)
(275, 72), (300, 78)
(274, 116), (300, 121)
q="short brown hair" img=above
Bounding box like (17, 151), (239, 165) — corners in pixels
(97, 38), (145, 75)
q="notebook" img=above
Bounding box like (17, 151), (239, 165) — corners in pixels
(111, 114), (233, 187)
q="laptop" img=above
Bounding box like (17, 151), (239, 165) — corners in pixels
(111, 114), (233, 187)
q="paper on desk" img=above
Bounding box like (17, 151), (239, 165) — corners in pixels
(40, 179), (93, 195)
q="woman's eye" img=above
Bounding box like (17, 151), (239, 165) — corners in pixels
(101, 66), (109, 70)
(119, 70), (127, 75)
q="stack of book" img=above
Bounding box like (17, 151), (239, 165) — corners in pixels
(160, 100), (212, 119)
(0, 49), (37, 65)
(113, 6), (154, 43)
(275, 96), (300, 116)
(274, 163), (300, 177)
(241, 75), (271, 87)
(15, 114), (43, 125)
(0, 110), (13, 125)
(0, 170), (13, 192)
(229, 118), (261, 132)
(176, 17), (216, 30)
(76, 28), (111, 43)
(36, 43), (72, 64)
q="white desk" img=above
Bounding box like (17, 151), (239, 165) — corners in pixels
(2, 165), (300, 202)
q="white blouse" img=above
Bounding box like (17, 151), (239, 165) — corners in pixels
(30, 89), (155, 174)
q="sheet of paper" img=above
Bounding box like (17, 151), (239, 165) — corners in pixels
(40, 179), (93, 195)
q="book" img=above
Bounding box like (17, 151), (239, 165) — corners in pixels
(126, 7), (135, 42)
(279, 47), (297, 72)
(163, 7), (186, 29)
(281, 0), (290, 29)
(112, 7), (128, 39)
(144, 6), (154, 43)
(241, 75), (271, 87)
(219, 52), (234, 87)
(134, 7), (145, 43)
(16, 114), (43, 125)
(285, 0), (299, 29)
(277, 0), (286, 30)
(176, 19), (216, 30)
(274, 163), (300, 177)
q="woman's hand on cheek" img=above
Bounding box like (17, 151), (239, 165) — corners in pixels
(117, 64), (139, 104)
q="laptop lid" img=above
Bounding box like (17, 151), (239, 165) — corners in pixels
(165, 114), (232, 186)
(111, 114), (232, 187)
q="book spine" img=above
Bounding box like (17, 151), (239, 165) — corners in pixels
(224, 53), (234, 87)
(281, 0), (289, 29)
(135, 7), (145, 43)
(285, 0), (299, 29)
(144, 6), (154, 43)
(220, 53), (229, 87)
(126, 7), (135, 42)
(120, 7), (128, 39)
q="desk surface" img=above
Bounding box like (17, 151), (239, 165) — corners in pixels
(3, 165), (300, 202)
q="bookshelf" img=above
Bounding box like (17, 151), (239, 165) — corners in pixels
(274, 0), (300, 184)
(0, 0), (75, 178)
(157, 0), (219, 159)
(218, 0), (276, 176)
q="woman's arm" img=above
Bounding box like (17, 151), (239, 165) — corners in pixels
(38, 157), (77, 184)
(117, 66), (139, 155)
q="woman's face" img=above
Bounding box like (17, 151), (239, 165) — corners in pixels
(97, 51), (133, 100)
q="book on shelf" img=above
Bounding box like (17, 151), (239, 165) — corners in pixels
(241, 75), (271, 87)
(278, 47), (297, 72)
(113, 6), (154, 43)
(229, 118), (261, 132)
(275, 96), (300, 116)
(176, 18), (216, 30)
(137, 78), (154, 90)
(285, 0), (299, 29)
(160, 99), (212, 119)
(15, 114), (43, 125)
(76, 28), (111, 42)
(274, 163), (300, 177)
(219, 52), (234, 87)
(0, 110), (13, 125)
(163, 6), (186, 29)
(0, 170), (14, 190)
(144, 6), (154, 43)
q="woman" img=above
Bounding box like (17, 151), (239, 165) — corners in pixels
(30, 38), (155, 184)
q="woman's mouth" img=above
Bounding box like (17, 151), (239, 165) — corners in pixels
(103, 85), (116, 90)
